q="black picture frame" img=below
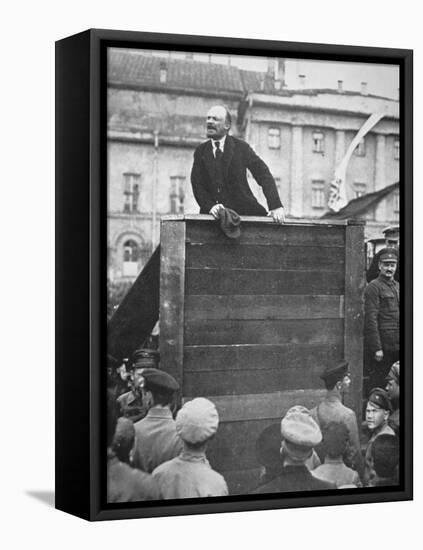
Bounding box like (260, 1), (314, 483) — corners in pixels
(55, 28), (413, 521)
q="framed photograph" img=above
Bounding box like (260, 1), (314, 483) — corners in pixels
(55, 28), (412, 521)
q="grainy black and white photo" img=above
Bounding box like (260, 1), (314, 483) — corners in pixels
(106, 46), (400, 503)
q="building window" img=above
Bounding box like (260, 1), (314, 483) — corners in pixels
(170, 176), (186, 214)
(123, 173), (141, 213)
(354, 182), (367, 198)
(312, 131), (325, 153)
(268, 128), (281, 149)
(311, 180), (325, 209)
(354, 138), (366, 157)
(122, 239), (140, 277)
(394, 139), (400, 160)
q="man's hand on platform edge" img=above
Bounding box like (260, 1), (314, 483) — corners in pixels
(209, 204), (225, 219)
(268, 206), (285, 224)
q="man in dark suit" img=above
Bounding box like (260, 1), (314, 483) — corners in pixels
(254, 406), (336, 494)
(191, 105), (285, 223)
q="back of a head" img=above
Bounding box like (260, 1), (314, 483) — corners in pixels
(371, 434), (399, 478)
(256, 423), (282, 472)
(176, 397), (219, 446)
(322, 421), (349, 459)
(112, 417), (135, 461)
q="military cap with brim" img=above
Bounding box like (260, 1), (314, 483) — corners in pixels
(386, 361), (400, 385)
(131, 348), (159, 369)
(320, 360), (349, 383)
(281, 406), (322, 448)
(383, 225), (399, 238)
(138, 368), (179, 391)
(368, 387), (392, 412)
(378, 248), (398, 263)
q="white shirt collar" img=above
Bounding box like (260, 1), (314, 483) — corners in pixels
(211, 134), (227, 155)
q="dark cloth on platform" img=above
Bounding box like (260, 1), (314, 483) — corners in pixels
(253, 464), (336, 494)
(191, 135), (282, 216)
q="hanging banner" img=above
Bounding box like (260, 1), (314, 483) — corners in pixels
(328, 112), (385, 212)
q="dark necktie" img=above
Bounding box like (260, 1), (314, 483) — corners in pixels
(214, 141), (224, 196)
(214, 140), (223, 160)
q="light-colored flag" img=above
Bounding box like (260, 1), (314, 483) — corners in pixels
(328, 113), (385, 212)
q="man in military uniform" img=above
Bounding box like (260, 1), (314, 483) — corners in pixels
(153, 397), (228, 499)
(107, 416), (160, 502)
(310, 361), (363, 477)
(132, 368), (183, 473)
(254, 406), (336, 494)
(364, 248), (400, 391)
(364, 387), (395, 486)
(385, 361), (400, 436)
(116, 348), (159, 423)
(366, 225), (400, 283)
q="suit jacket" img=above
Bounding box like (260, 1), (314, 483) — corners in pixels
(253, 465), (336, 494)
(191, 135), (282, 216)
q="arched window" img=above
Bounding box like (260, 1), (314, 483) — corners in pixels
(123, 239), (140, 277)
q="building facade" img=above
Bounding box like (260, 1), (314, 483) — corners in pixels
(107, 49), (399, 282)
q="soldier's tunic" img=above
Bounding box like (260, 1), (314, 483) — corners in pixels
(153, 450), (228, 499)
(107, 451), (160, 502)
(132, 405), (183, 473)
(364, 274), (400, 388)
(310, 391), (363, 476)
(312, 457), (361, 488)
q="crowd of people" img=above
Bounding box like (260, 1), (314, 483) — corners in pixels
(107, 349), (400, 502)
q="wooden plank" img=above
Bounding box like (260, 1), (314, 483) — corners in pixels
(343, 222), (365, 418)
(183, 365), (324, 396)
(183, 343), (343, 372)
(159, 221), (186, 386)
(185, 268), (345, 295)
(107, 246), (160, 361)
(184, 318), (343, 346)
(183, 389), (327, 422)
(186, 221), (346, 247)
(163, 214), (349, 226)
(185, 295), (345, 321)
(186, 244), (345, 271)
